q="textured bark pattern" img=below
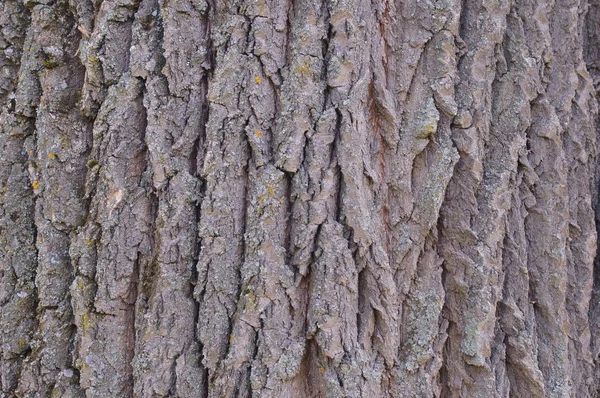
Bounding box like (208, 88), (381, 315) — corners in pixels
(1, 0), (599, 396)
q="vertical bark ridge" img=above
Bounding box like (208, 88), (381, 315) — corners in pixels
(437, 0), (512, 395)
(0, 1), (35, 394)
(16, 1), (91, 396)
(129, 0), (210, 394)
(558, 0), (598, 395)
(282, 7), (330, 394)
(78, 0), (141, 117)
(70, 75), (150, 397)
(498, 175), (546, 397)
(385, 0), (462, 391)
(302, 1), (388, 396)
(194, 2), (253, 394)
(66, 0), (149, 394)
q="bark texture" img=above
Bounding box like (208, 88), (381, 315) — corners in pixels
(1, 0), (600, 396)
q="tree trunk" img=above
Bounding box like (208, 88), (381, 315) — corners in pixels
(1, 0), (599, 396)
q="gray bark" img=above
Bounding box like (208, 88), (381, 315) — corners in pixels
(1, 0), (599, 396)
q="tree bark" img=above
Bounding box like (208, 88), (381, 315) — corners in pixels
(1, 0), (599, 396)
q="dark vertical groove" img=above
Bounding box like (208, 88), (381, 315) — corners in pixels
(320, 0), (332, 112)
(195, 6), (212, 397)
(436, 200), (451, 398)
(284, 172), (294, 269)
(193, 198), (209, 398)
(193, 50), (211, 398)
(128, 80), (150, 397)
(333, 109), (343, 223)
(128, 253), (141, 392)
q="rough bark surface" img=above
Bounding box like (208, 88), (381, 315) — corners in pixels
(1, 0), (599, 397)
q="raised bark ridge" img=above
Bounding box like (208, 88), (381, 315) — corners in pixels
(0, 0), (599, 397)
